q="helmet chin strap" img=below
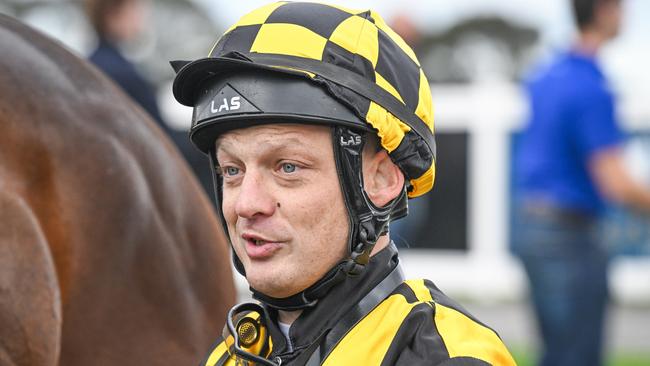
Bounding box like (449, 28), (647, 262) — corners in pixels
(210, 126), (407, 311)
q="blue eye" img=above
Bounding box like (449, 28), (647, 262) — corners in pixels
(224, 166), (239, 176)
(281, 163), (297, 173)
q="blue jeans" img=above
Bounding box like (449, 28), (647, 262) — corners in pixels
(512, 202), (609, 366)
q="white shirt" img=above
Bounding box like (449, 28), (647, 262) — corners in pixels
(277, 321), (293, 352)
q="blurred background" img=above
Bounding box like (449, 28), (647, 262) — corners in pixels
(2, 0), (648, 364)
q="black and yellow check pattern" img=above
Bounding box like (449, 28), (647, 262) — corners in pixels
(208, 2), (435, 197)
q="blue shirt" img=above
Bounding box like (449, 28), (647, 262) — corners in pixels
(88, 38), (166, 128)
(515, 50), (624, 214)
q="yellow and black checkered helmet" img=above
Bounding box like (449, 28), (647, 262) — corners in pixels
(173, 1), (436, 198)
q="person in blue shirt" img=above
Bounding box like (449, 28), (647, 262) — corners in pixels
(85, 0), (166, 128)
(84, 0), (217, 203)
(513, 0), (650, 365)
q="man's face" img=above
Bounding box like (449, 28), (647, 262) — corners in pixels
(108, 0), (147, 42)
(597, 0), (623, 39)
(216, 124), (349, 298)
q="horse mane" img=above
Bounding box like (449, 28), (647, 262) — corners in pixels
(0, 14), (236, 366)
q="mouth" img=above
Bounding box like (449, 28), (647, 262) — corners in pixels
(250, 238), (268, 246)
(241, 233), (284, 260)
(242, 233), (274, 245)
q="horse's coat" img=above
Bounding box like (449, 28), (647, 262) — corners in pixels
(0, 15), (236, 366)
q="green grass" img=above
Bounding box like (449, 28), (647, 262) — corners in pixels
(509, 346), (650, 366)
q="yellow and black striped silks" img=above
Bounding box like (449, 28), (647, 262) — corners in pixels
(199, 245), (516, 366)
(178, 2), (435, 198)
(202, 280), (516, 366)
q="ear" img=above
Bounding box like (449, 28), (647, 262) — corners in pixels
(363, 150), (405, 208)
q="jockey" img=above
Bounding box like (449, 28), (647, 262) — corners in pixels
(172, 2), (515, 365)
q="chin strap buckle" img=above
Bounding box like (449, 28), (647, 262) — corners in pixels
(226, 303), (278, 366)
(346, 221), (378, 276)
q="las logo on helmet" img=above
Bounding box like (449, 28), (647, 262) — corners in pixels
(210, 96), (241, 114)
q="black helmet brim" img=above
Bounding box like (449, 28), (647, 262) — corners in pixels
(172, 56), (259, 107)
(173, 56), (372, 154)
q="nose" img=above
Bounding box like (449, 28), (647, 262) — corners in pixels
(233, 169), (276, 220)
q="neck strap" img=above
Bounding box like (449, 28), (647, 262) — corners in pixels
(301, 262), (405, 365)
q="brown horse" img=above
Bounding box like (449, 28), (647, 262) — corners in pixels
(0, 14), (236, 366)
